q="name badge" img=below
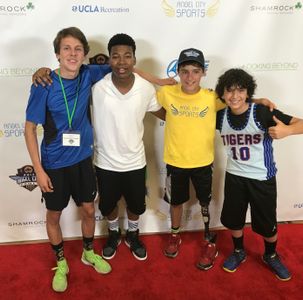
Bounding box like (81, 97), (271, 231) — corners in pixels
(62, 131), (81, 147)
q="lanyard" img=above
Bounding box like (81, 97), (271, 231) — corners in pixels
(58, 68), (80, 130)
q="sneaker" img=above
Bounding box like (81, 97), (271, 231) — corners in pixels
(196, 240), (218, 270)
(262, 252), (291, 281)
(125, 230), (147, 260)
(164, 233), (181, 258)
(52, 258), (69, 292)
(102, 229), (121, 259)
(81, 249), (112, 274)
(223, 249), (247, 273)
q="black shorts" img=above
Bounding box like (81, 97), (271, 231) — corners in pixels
(221, 172), (277, 238)
(95, 166), (146, 216)
(164, 164), (212, 206)
(42, 157), (97, 211)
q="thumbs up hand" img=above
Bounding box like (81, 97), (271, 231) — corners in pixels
(268, 115), (290, 139)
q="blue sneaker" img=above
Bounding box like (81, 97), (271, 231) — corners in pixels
(223, 249), (246, 272)
(262, 252), (291, 281)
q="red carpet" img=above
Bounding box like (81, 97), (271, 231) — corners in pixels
(0, 223), (301, 300)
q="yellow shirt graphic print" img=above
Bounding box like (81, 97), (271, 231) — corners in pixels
(157, 84), (225, 168)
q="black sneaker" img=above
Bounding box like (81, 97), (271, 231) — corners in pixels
(102, 229), (121, 260)
(125, 230), (147, 260)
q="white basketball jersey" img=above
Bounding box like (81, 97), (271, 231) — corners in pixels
(219, 103), (276, 180)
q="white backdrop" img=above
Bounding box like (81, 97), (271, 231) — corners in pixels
(1, 0), (303, 243)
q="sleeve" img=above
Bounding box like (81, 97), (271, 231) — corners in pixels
(256, 105), (293, 128)
(215, 96), (226, 112)
(146, 83), (162, 112)
(156, 87), (166, 108)
(25, 84), (49, 125)
(87, 64), (111, 83)
(216, 110), (225, 131)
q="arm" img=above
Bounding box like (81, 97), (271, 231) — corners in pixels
(151, 107), (166, 121)
(268, 116), (303, 139)
(134, 67), (177, 86)
(32, 68), (52, 87)
(24, 121), (53, 192)
(252, 98), (276, 111)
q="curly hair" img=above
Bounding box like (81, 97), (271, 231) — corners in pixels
(53, 27), (90, 56)
(107, 33), (136, 55)
(215, 68), (257, 101)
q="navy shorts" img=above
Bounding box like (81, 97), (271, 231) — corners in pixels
(95, 166), (146, 216)
(221, 172), (277, 238)
(42, 157), (97, 211)
(164, 164), (212, 206)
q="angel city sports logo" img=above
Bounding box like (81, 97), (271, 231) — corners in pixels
(9, 165), (38, 191)
(161, 0), (220, 18)
(170, 104), (209, 118)
(166, 59), (209, 78)
(0, 2), (35, 16)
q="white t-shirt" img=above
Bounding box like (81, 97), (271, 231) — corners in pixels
(92, 73), (161, 171)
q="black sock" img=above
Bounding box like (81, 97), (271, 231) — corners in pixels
(232, 236), (244, 250)
(83, 236), (94, 251)
(51, 241), (64, 261)
(264, 240), (277, 255)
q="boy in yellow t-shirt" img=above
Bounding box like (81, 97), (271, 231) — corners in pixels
(157, 48), (225, 270)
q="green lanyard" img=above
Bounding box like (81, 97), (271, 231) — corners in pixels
(58, 68), (80, 130)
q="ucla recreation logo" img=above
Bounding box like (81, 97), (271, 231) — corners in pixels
(0, 1), (35, 16)
(9, 165), (38, 191)
(167, 59), (209, 78)
(161, 0), (220, 18)
(71, 2), (130, 14)
(250, 1), (302, 14)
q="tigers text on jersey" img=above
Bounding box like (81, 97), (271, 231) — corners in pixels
(218, 103), (276, 180)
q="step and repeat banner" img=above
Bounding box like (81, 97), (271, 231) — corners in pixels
(1, 0), (303, 243)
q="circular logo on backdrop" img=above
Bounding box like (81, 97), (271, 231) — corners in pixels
(166, 59), (178, 78)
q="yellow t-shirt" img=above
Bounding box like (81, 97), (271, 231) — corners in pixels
(157, 84), (225, 168)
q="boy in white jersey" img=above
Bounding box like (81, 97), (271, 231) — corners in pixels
(215, 68), (303, 281)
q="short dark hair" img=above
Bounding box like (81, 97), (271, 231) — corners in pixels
(53, 27), (90, 55)
(107, 33), (136, 55)
(215, 68), (257, 101)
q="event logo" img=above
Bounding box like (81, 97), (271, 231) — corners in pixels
(241, 62), (299, 72)
(166, 59), (210, 77)
(9, 165), (38, 191)
(161, 0), (220, 18)
(250, 1), (302, 14)
(8, 219), (46, 227)
(0, 123), (43, 138)
(0, 67), (38, 77)
(0, 1), (35, 16)
(71, 3), (130, 14)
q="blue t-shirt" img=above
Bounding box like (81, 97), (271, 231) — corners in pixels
(26, 64), (111, 169)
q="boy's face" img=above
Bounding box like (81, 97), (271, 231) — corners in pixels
(178, 64), (204, 94)
(223, 86), (249, 114)
(109, 45), (136, 80)
(56, 36), (86, 76)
